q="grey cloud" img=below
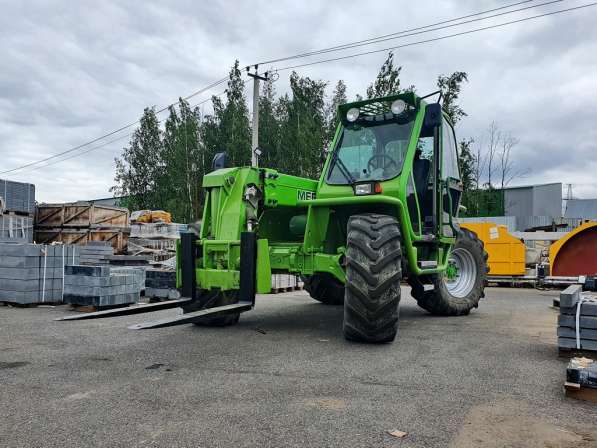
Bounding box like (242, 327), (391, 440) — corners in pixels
(1, 0), (596, 202)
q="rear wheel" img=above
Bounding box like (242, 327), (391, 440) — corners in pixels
(343, 214), (402, 343)
(302, 273), (344, 305)
(409, 228), (487, 316)
(184, 290), (241, 327)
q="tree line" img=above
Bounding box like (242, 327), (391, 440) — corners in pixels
(112, 52), (526, 222)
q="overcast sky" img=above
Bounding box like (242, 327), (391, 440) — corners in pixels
(1, 0), (596, 203)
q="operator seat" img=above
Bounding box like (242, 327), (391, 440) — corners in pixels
(413, 151), (431, 196)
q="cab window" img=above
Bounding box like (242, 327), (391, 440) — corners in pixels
(441, 119), (460, 180)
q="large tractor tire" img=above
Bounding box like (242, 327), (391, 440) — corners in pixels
(409, 228), (488, 316)
(302, 273), (344, 305)
(343, 214), (402, 343)
(184, 290), (241, 327)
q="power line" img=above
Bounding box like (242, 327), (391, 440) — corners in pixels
(4, 89), (231, 176)
(3, 1), (593, 174)
(257, 0), (556, 65)
(274, 2), (597, 72)
(0, 76), (230, 175)
(0, 1), (548, 175)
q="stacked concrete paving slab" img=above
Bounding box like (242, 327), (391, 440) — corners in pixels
(145, 269), (179, 300)
(0, 178), (35, 243)
(79, 241), (113, 265)
(271, 274), (302, 292)
(558, 285), (597, 352)
(0, 243), (79, 304)
(0, 179), (35, 215)
(111, 267), (146, 292)
(63, 265), (144, 307)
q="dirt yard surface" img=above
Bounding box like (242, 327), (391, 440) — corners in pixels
(1, 287), (596, 447)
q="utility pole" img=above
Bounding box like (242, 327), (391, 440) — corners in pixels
(247, 65), (268, 167)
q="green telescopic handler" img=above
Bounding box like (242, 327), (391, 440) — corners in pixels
(60, 91), (488, 343)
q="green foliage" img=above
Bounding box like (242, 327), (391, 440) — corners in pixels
(437, 71), (468, 125)
(325, 80), (347, 144)
(159, 99), (202, 222)
(366, 51), (402, 98)
(458, 138), (476, 193)
(276, 72), (327, 178)
(113, 53), (517, 223)
(112, 107), (163, 210)
(218, 61), (252, 167)
(461, 188), (504, 217)
(256, 79), (280, 169)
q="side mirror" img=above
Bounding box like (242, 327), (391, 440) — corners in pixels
(212, 152), (227, 171)
(424, 103), (442, 128)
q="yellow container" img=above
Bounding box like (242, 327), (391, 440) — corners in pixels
(460, 222), (526, 276)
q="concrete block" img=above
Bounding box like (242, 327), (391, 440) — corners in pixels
(560, 302), (597, 317)
(558, 337), (597, 351)
(559, 314), (597, 330)
(64, 275), (110, 287)
(0, 267), (43, 280)
(560, 285), (582, 308)
(0, 243), (41, 257)
(558, 327), (597, 340)
(65, 265), (110, 277)
(146, 287), (180, 299)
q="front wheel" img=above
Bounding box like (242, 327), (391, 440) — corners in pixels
(302, 273), (344, 305)
(343, 214), (402, 343)
(409, 228), (488, 316)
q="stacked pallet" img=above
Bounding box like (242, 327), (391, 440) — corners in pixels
(0, 179), (35, 243)
(128, 222), (188, 262)
(145, 269), (179, 300)
(271, 274), (302, 293)
(0, 243), (79, 304)
(558, 285), (597, 353)
(63, 265), (144, 307)
(0, 214), (33, 243)
(35, 202), (129, 253)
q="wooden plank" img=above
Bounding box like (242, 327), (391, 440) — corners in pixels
(564, 382), (597, 403)
(559, 347), (597, 358)
(34, 228), (129, 254)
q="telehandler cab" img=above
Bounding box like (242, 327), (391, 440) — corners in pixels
(60, 91), (488, 343)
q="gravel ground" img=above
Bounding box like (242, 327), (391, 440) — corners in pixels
(1, 286), (596, 448)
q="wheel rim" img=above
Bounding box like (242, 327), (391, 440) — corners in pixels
(444, 248), (477, 298)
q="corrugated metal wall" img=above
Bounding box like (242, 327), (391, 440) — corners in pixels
(532, 183), (562, 217)
(504, 187), (533, 220)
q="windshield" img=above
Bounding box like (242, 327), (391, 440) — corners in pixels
(326, 116), (416, 185)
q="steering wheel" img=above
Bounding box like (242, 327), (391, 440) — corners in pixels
(367, 154), (398, 174)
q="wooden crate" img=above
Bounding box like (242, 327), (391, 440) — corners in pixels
(34, 228), (129, 254)
(35, 203), (129, 228)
